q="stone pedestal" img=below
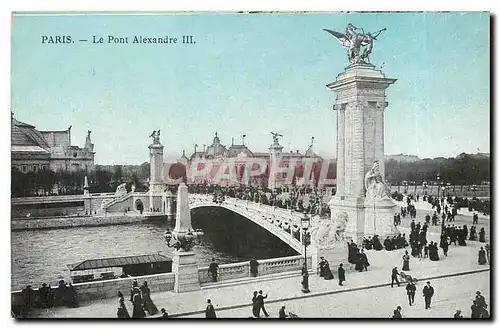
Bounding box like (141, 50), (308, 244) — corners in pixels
(172, 251), (201, 293)
(268, 141), (283, 190)
(327, 63), (398, 242)
(149, 141), (165, 211)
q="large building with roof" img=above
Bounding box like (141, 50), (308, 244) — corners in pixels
(181, 132), (328, 188)
(11, 114), (95, 174)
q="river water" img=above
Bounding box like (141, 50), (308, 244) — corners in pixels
(11, 207), (298, 290)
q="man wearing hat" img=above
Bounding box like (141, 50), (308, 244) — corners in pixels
(422, 281), (435, 309)
(392, 306), (402, 318)
(475, 291), (487, 309)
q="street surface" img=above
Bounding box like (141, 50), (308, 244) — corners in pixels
(183, 270), (489, 318)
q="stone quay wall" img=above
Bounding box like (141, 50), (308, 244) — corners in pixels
(11, 214), (147, 231)
(198, 255), (312, 284)
(11, 272), (175, 308)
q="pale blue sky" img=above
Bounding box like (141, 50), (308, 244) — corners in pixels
(11, 12), (490, 164)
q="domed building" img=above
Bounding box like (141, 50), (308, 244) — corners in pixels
(11, 114), (95, 174)
(183, 132), (327, 188)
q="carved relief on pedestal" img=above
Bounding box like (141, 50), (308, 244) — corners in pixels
(311, 212), (349, 249)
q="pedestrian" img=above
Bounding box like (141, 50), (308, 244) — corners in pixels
(402, 250), (410, 271)
(160, 308), (169, 318)
(453, 309), (463, 318)
(208, 258), (219, 282)
(422, 281), (434, 309)
(322, 259), (334, 279)
(392, 306), (402, 318)
(251, 291), (260, 317)
(478, 247), (487, 265)
(117, 291), (130, 319)
(338, 263), (345, 286)
(257, 290), (269, 317)
(205, 299), (217, 318)
(131, 287), (146, 318)
(475, 291), (487, 309)
(391, 267), (400, 288)
(250, 258), (259, 277)
(479, 228), (486, 242)
(279, 305), (288, 319)
(360, 249), (370, 271)
(441, 238), (449, 257)
(140, 281), (158, 315)
(406, 280), (416, 306)
(470, 300), (482, 318)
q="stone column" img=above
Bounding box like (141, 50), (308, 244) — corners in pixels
(149, 141), (164, 211)
(268, 142), (283, 190)
(327, 63), (398, 243)
(172, 182), (200, 292)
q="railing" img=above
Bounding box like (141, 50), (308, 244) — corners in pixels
(198, 255), (310, 285)
(11, 272), (175, 311)
(101, 192), (136, 210)
(190, 194), (305, 252)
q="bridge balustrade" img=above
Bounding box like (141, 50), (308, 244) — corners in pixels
(198, 254), (311, 285)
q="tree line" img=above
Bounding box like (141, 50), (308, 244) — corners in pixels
(11, 153), (489, 197)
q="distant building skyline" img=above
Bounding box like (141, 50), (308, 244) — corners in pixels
(11, 12), (490, 165)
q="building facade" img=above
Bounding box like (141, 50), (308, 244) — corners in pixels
(11, 115), (95, 174)
(182, 132), (326, 188)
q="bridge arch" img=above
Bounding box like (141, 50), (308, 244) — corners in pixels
(189, 199), (304, 253)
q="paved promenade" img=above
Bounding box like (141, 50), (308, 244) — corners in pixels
(28, 239), (490, 319)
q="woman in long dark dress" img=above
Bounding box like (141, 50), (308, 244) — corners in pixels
(131, 287), (146, 318)
(117, 291), (130, 319)
(479, 228), (486, 243)
(323, 260), (334, 280)
(140, 282), (158, 315)
(402, 251), (410, 271)
(478, 247), (487, 265)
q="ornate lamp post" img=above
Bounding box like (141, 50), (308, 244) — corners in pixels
(472, 184), (478, 198)
(301, 212), (311, 293)
(402, 181), (408, 194)
(164, 182), (202, 292)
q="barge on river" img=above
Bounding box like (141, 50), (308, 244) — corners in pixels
(67, 254), (172, 284)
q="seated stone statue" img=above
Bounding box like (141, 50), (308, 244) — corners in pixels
(364, 161), (391, 199)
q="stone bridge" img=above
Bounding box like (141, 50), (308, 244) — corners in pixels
(188, 194), (316, 255)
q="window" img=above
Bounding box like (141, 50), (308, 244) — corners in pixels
(32, 165), (38, 172)
(21, 165), (27, 173)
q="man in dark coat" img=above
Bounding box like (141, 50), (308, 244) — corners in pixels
(256, 290), (269, 317)
(454, 309), (463, 318)
(470, 300), (482, 318)
(475, 291), (487, 309)
(208, 258), (219, 282)
(360, 249), (369, 271)
(479, 228), (486, 242)
(406, 280), (416, 306)
(392, 306), (402, 318)
(205, 299), (217, 318)
(391, 267), (400, 288)
(422, 281), (435, 309)
(478, 247), (487, 265)
(249, 259), (259, 277)
(338, 263), (345, 286)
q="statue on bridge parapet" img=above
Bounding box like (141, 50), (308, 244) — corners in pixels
(364, 161), (391, 199)
(149, 130), (161, 144)
(271, 132), (283, 145)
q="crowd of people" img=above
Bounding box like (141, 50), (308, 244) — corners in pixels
(116, 279), (160, 318)
(347, 240), (370, 272)
(16, 280), (78, 318)
(187, 183), (332, 217)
